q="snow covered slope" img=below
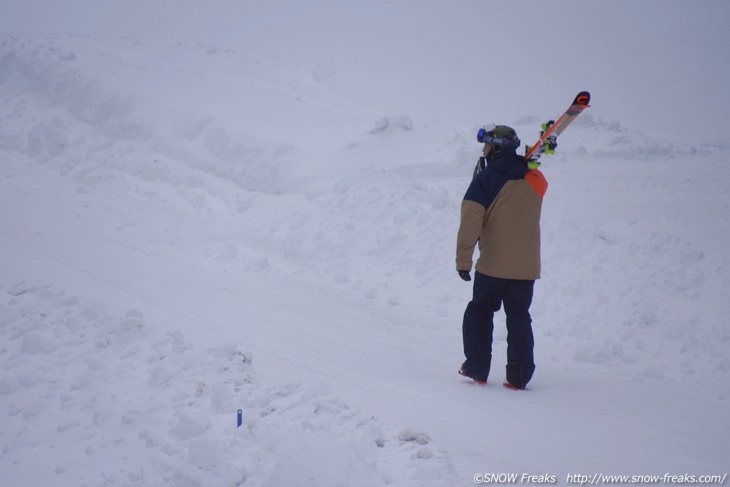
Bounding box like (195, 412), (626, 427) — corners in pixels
(2, 2), (729, 485)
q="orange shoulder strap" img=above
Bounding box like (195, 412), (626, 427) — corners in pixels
(525, 169), (548, 198)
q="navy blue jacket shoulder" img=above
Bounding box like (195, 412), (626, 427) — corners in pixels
(463, 152), (528, 209)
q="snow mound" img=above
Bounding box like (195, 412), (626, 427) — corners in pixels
(0, 283), (458, 486)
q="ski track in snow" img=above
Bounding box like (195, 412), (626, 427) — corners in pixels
(1, 30), (730, 486)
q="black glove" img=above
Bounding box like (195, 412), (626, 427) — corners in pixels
(458, 270), (472, 282)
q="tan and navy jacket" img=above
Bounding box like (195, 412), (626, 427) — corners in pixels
(456, 152), (548, 280)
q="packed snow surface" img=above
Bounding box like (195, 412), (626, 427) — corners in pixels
(1, 2), (729, 485)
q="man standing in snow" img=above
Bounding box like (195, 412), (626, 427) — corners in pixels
(456, 125), (548, 390)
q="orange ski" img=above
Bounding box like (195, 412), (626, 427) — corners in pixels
(524, 91), (591, 162)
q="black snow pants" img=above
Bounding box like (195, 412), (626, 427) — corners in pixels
(462, 271), (536, 388)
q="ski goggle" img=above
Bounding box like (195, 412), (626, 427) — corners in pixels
(477, 124), (496, 143)
(476, 126), (519, 148)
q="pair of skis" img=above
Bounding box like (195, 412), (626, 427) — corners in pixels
(523, 90), (591, 163)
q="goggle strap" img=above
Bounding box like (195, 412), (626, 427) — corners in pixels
(477, 127), (518, 148)
(484, 136), (515, 146)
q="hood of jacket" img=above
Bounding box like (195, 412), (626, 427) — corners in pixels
(486, 149), (528, 178)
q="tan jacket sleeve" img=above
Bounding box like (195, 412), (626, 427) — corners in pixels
(456, 200), (485, 271)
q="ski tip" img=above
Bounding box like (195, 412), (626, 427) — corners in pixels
(574, 91), (590, 106)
